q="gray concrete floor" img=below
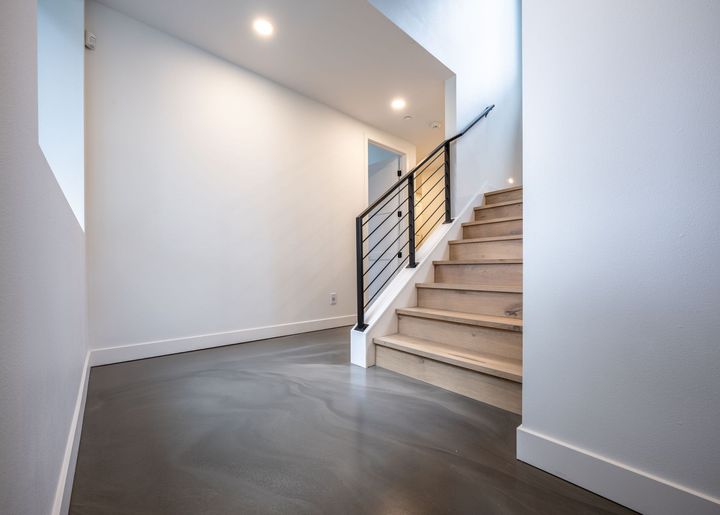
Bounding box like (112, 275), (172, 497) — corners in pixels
(70, 327), (634, 514)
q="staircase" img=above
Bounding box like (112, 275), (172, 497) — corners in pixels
(374, 185), (523, 414)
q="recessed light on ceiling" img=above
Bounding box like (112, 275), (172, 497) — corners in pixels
(253, 18), (274, 38)
(429, 121), (441, 129)
(390, 98), (407, 111)
(403, 115), (413, 120)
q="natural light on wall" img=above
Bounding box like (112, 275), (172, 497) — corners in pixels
(37, 0), (85, 228)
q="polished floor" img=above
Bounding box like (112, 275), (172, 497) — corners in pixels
(70, 327), (634, 515)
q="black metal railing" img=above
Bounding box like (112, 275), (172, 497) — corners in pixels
(354, 105), (495, 330)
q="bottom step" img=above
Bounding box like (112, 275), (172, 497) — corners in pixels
(375, 345), (522, 414)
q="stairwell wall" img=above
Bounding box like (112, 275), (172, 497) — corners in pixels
(85, 2), (416, 358)
(369, 0), (523, 213)
(0, 1), (88, 514)
(520, 1), (720, 513)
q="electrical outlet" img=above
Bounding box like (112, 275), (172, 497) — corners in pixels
(85, 31), (96, 50)
(330, 293), (337, 305)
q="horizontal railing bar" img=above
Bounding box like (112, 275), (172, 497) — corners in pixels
(416, 212), (445, 248)
(414, 184), (446, 221)
(414, 163), (445, 195)
(363, 201), (409, 244)
(412, 150), (445, 178)
(362, 211), (409, 260)
(358, 105), (495, 220)
(415, 197), (446, 236)
(362, 233), (407, 277)
(357, 150), (441, 220)
(362, 229), (408, 275)
(361, 182), (408, 227)
(363, 240), (410, 292)
(357, 105), (494, 220)
(414, 172), (443, 196)
(364, 254), (410, 308)
(364, 237), (410, 279)
(414, 171), (444, 201)
(358, 174), (411, 220)
(355, 105), (495, 330)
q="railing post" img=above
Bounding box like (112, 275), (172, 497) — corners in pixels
(354, 216), (367, 331)
(352, 107), (492, 327)
(407, 174), (417, 268)
(444, 142), (453, 223)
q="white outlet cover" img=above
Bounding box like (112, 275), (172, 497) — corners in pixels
(85, 31), (96, 50)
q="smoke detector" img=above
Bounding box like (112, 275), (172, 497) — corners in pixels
(429, 121), (441, 129)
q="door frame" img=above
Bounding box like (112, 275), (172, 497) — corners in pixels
(362, 134), (414, 208)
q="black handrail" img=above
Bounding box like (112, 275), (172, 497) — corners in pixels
(357, 105), (495, 220)
(354, 105), (495, 331)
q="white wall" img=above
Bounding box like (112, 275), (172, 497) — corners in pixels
(37, 0), (85, 227)
(369, 0), (522, 213)
(85, 2), (415, 356)
(520, 1), (720, 513)
(0, 1), (88, 514)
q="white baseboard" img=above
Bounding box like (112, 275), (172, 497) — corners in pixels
(51, 316), (353, 513)
(52, 351), (91, 515)
(517, 426), (720, 515)
(90, 315), (355, 366)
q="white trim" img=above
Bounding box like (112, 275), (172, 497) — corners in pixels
(363, 131), (416, 211)
(52, 351), (91, 515)
(90, 315), (356, 366)
(350, 191), (484, 367)
(517, 426), (720, 515)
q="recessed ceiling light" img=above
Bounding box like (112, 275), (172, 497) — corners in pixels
(390, 98), (406, 111)
(403, 115), (413, 120)
(253, 18), (274, 38)
(429, 121), (441, 129)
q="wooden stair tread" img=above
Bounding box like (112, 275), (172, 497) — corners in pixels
(374, 334), (522, 383)
(396, 307), (523, 331)
(485, 185), (523, 195)
(449, 235), (523, 245)
(475, 199), (522, 210)
(433, 259), (523, 265)
(462, 216), (522, 227)
(416, 283), (522, 293)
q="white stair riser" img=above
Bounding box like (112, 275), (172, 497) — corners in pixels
(418, 288), (523, 318)
(398, 315), (522, 360)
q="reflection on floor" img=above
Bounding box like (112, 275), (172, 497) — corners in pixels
(70, 326), (634, 514)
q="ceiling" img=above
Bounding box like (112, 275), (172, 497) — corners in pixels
(96, 0), (453, 156)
